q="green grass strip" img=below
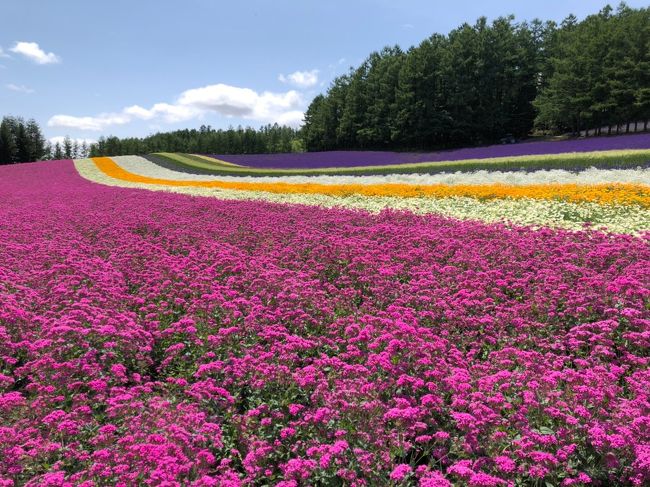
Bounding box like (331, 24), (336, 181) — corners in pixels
(189, 154), (243, 167)
(150, 149), (650, 177)
(154, 152), (242, 170)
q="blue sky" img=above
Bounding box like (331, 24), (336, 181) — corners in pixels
(0, 0), (644, 144)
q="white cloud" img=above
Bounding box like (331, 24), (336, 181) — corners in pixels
(48, 136), (96, 146)
(125, 102), (201, 123)
(6, 83), (35, 94)
(48, 82), (306, 131)
(0, 47), (10, 58)
(48, 113), (130, 131)
(275, 110), (305, 126)
(178, 84), (303, 120)
(278, 69), (319, 88)
(10, 42), (60, 65)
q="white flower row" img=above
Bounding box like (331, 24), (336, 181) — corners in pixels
(112, 155), (650, 186)
(75, 158), (650, 235)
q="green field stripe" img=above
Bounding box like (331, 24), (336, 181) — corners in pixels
(150, 153), (270, 176)
(190, 154), (244, 167)
(153, 152), (242, 171)
(143, 154), (222, 175)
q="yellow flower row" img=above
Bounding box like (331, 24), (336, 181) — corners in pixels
(92, 157), (650, 207)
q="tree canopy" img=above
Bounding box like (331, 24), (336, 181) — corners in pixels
(88, 124), (304, 157)
(303, 3), (649, 151)
(0, 117), (48, 165)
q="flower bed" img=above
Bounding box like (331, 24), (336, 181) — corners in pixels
(168, 150), (650, 176)
(114, 155), (650, 186)
(206, 133), (650, 169)
(91, 157), (650, 208)
(75, 158), (650, 234)
(1, 160), (649, 485)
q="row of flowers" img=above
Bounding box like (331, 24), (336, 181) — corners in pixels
(163, 149), (650, 176)
(201, 133), (650, 169)
(75, 159), (650, 234)
(89, 157), (650, 208)
(113, 155), (650, 186)
(1, 159), (648, 485)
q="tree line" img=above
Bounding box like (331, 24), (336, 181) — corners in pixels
(0, 116), (90, 165)
(303, 3), (649, 151)
(88, 124), (304, 157)
(0, 116), (48, 165)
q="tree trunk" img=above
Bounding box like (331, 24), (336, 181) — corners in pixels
(608, 125), (612, 135)
(626, 122), (630, 133)
(616, 124), (620, 135)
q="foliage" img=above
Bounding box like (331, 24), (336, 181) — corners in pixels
(88, 124), (303, 158)
(303, 4), (650, 151)
(0, 116), (48, 165)
(534, 5), (650, 135)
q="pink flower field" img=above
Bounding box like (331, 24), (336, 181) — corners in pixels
(1, 160), (649, 486)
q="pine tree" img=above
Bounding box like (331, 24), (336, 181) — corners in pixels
(15, 121), (31, 163)
(62, 136), (73, 159)
(0, 117), (17, 164)
(53, 142), (64, 160)
(25, 119), (47, 161)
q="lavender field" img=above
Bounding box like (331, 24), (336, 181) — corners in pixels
(207, 133), (650, 169)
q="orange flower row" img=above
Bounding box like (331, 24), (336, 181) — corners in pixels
(92, 157), (650, 207)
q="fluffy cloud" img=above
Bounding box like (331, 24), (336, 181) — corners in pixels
(275, 110), (306, 126)
(48, 113), (130, 131)
(10, 42), (60, 65)
(278, 69), (319, 88)
(124, 102), (201, 123)
(6, 83), (34, 94)
(179, 84), (303, 119)
(48, 83), (305, 131)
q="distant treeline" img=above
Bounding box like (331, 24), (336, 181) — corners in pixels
(303, 3), (650, 151)
(0, 116), (48, 165)
(88, 124), (304, 157)
(0, 116), (90, 165)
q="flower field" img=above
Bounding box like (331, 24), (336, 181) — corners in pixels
(1, 138), (649, 486)
(74, 137), (650, 233)
(205, 133), (650, 169)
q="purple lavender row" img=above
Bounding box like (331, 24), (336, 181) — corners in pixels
(208, 133), (650, 169)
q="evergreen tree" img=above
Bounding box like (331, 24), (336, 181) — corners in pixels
(25, 119), (47, 161)
(15, 122), (31, 163)
(0, 117), (17, 164)
(53, 142), (64, 160)
(72, 140), (80, 159)
(63, 136), (73, 159)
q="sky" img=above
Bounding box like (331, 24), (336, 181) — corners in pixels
(0, 0), (644, 144)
